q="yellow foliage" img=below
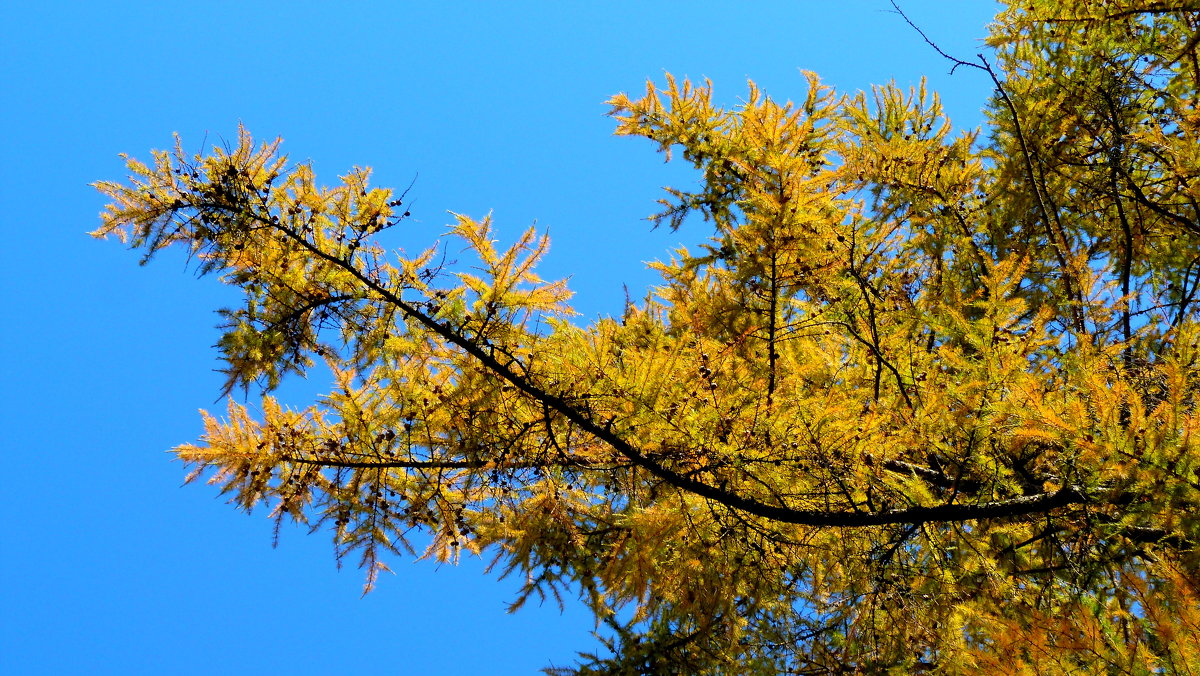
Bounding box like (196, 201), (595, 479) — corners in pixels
(94, 3), (1200, 672)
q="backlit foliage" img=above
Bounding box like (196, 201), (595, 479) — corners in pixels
(94, 2), (1200, 672)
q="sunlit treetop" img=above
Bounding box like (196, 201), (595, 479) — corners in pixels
(94, 2), (1200, 672)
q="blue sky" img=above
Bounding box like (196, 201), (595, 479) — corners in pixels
(2, 2), (998, 673)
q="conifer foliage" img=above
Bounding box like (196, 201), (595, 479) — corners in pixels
(94, 2), (1200, 672)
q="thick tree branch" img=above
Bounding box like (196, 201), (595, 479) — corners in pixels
(182, 196), (1106, 529)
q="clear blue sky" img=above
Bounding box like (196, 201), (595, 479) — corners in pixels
(2, 2), (999, 673)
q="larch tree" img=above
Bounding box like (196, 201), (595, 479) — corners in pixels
(93, 2), (1200, 673)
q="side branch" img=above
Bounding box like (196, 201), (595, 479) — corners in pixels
(278, 454), (622, 471)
